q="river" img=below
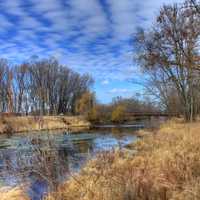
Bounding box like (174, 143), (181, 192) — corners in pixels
(0, 124), (146, 200)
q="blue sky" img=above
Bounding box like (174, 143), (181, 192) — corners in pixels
(0, 0), (183, 103)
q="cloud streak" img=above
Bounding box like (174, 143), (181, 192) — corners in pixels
(0, 0), (184, 102)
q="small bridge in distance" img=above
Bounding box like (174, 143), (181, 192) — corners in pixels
(125, 111), (179, 119)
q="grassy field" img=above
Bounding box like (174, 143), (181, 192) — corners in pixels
(0, 115), (90, 134)
(1, 187), (29, 200)
(45, 119), (200, 200)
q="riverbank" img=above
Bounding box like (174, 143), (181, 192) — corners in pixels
(0, 115), (90, 134)
(46, 119), (200, 200)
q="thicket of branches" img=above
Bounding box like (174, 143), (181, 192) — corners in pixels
(135, 0), (200, 121)
(85, 96), (158, 124)
(0, 58), (93, 115)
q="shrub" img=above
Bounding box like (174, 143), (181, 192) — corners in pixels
(111, 104), (126, 123)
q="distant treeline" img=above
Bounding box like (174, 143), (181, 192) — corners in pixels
(0, 58), (93, 115)
(76, 93), (159, 124)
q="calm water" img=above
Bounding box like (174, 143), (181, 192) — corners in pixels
(0, 126), (142, 200)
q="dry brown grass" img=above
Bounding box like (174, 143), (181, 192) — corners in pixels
(0, 116), (90, 134)
(45, 119), (200, 200)
(0, 187), (29, 200)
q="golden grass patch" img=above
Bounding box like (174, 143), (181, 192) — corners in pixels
(0, 116), (90, 134)
(46, 120), (200, 200)
(0, 187), (29, 200)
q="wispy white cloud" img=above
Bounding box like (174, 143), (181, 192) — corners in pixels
(1, 0), (24, 16)
(109, 88), (132, 94)
(0, 0), (184, 102)
(101, 80), (109, 85)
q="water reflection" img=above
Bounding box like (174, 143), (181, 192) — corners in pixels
(0, 127), (138, 200)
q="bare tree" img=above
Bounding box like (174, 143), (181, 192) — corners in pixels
(0, 57), (93, 116)
(0, 59), (13, 113)
(189, 0), (200, 13)
(13, 64), (29, 113)
(135, 2), (200, 121)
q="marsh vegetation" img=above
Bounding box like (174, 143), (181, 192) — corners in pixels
(0, 126), (140, 200)
(46, 119), (200, 200)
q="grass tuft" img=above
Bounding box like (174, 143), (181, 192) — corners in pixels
(45, 120), (200, 200)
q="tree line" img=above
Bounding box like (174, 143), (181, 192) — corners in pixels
(0, 58), (93, 115)
(135, 0), (200, 121)
(76, 93), (158, 124)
